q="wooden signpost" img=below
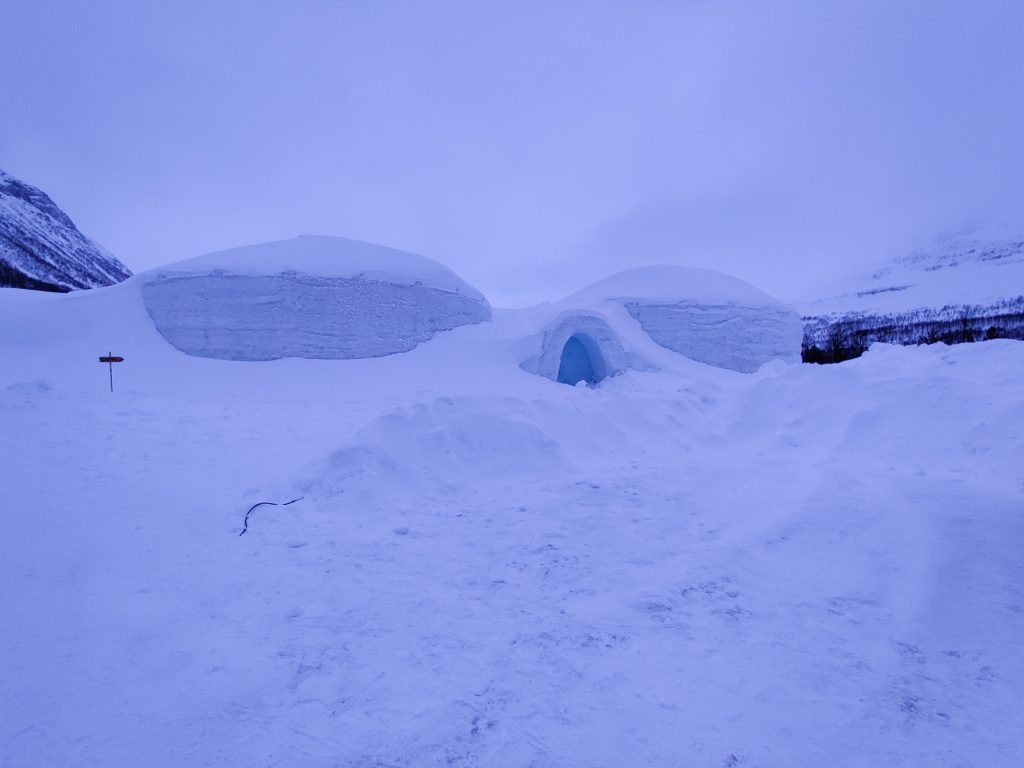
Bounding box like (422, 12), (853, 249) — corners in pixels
(98, 352), (124, 392)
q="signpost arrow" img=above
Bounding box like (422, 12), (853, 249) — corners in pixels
(98, 352), (124, 392)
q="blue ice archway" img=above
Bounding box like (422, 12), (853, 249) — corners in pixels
(518, 311), (652, 384)
(557, 332), (607, 386)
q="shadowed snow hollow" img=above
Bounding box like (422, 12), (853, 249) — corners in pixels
(142, 236), (491, 360)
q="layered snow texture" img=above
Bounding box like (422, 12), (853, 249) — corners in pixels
(569, 266), (803, 373)
(142, 236), (491, 361)
(626, 301), (803, 373)
(0, 168), (131, 291)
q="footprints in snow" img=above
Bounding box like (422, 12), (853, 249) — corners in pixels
(635, 577), (752, 625)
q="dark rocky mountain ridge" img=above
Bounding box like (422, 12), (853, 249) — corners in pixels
(0, 168), (131, 292)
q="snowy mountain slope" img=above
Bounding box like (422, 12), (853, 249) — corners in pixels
(0, 168), (131, 292)
(803, 232), (1024, 316)
(799, 233), (1024, 356)
(0, 274), (1022, 767)
(141, 236), (491, 361)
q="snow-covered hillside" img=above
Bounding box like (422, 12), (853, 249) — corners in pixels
(0, 168), (131, 292)
(799, 233), (1024, 358)
(1, 265), (1021, 767)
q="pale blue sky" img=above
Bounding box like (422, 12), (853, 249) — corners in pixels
(2, 1), (1022, 304)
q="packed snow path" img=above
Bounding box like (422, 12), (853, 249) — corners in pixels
(1, 342), (1022, 767)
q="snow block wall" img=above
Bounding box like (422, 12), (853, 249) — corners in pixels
(141, 236), (491, 361)
(566, 266), (803, 373)
(625, 301), (803, 373)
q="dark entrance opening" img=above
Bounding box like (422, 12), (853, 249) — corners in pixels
(557, 333), (604, 385)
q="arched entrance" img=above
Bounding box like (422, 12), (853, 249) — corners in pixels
(518, 311), (652, 384)
(557, 332), (606, 385)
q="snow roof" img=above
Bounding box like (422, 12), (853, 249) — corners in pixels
(142, 235), (486, 301)
(565, 265), (791, 309)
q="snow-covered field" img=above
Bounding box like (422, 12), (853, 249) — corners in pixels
(1, 279), (1022, 767)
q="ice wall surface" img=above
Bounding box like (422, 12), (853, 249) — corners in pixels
(569, 266), (803, 373)
(142, 236), (491, 361)
(626, 301), (802, 373)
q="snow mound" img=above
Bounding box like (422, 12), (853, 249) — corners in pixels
(568, 266), (802, 373)
(4, 379), (51, 394)
(142, 236), (491, 361)
(568, 264), (791, 308)
(303, 397), (567, 500)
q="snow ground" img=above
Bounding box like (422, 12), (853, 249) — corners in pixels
(1, 283), (1022, 767)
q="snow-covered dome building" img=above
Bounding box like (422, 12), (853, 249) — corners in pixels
(142, 236), (491, 361)
(521, 265), (802, 384)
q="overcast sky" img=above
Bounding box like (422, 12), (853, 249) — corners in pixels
(2, 1), (1022, 304)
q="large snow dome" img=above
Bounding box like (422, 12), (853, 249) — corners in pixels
(528, 266), (802, 381)
(142, 236), (491, 361)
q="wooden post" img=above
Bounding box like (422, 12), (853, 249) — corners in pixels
(98, 353), (125, 392)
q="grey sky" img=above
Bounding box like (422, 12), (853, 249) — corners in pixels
(2, 0), (1022, 305)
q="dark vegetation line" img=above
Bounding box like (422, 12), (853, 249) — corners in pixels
(802, 302), (1024, 364)
(0, 260), (68, 292)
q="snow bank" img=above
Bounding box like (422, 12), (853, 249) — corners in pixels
(141, 236), (491, 360)
(570, 265), (802, 373)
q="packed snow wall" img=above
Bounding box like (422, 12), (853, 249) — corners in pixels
(144, 273), (491, 361)
(566, 266), (802, 373)
(625, 301), (802, 373)
(141, 236), (492, 361)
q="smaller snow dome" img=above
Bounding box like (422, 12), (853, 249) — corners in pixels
(142, 236), (491, 361)
(519, 311), (653, 385)
(567, 265), (802, 373)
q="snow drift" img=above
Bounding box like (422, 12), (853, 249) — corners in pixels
(142, 236), (491, 361)
(303, 396), (569, 502)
